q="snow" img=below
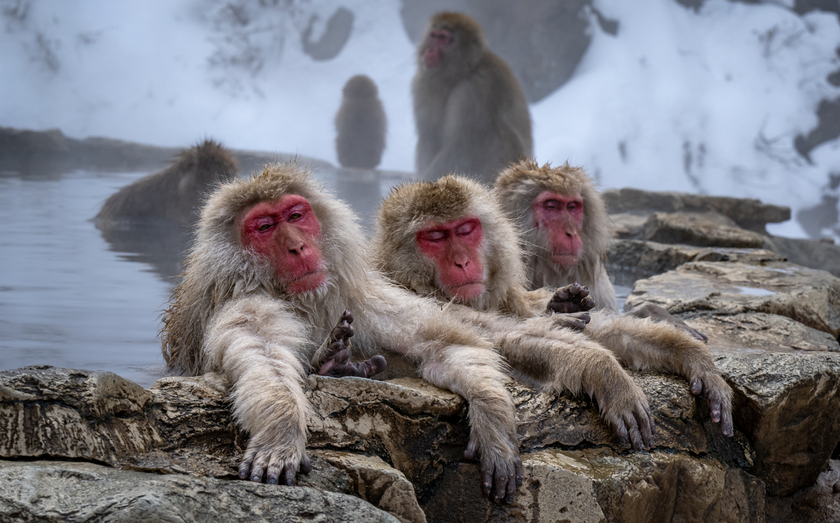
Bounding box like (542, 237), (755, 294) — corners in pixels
(2, 0), (839, 239)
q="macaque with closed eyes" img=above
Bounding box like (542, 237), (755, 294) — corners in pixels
(161, 163), (523, 503)
(375, 174), (733, 438)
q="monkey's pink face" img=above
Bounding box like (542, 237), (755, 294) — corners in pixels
(532, 191), (584, 268)
(240, 195), (328, 294)
(422, 28), (453, 68)
(416, 216), (486, 300)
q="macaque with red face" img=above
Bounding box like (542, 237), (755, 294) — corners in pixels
(493, 160), (732, 435)
(413, 12), (532, 183)
(374, 176), (659, 450)
(162, 164), (523, 502)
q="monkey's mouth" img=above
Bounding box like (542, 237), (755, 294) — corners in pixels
(551, 254), (579, 268)
(445, 281), (485, 300)
(285, 270), (328, 294)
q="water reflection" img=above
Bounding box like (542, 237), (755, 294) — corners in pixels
(0, 163), (401, 387)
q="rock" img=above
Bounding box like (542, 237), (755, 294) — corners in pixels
(0, 366), (759, 522)
(0, 365), (159, 461)
(765, 460), (840, 523)
(602, 187), (790, 233)
(626, 261), (840, 337)
(0, 460), (400, 523)
(764, 235), (840, 279)
(606, 239), (784, 287)
(422, 448), (764, 523)
(640, 212), (767, 248)
(626, 261), (840, 495)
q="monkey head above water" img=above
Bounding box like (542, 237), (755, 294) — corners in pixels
(412, 12), (532, 183)
(161, 163), (523, 502)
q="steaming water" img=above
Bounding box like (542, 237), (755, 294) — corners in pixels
(0, 169), (171, 387)
(0, 166), (393, 387)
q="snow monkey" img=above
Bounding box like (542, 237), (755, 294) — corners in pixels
(334, 74), (387, 170)
(412, 12), (532, 183)
(373, 176), (657, 450)
(374, 175), (734, 438)
(160, 163), (524, 503)
(493, 161), (734, 436)
(96, 139), (238, 228)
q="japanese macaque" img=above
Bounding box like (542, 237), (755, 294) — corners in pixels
(334, 75), (387, 170)
(373, 176), (656, 449)
(412, 12), (532, 183)
(492, 161), (733, 435)
(160, 163), (523, 503)
(374, 175), (734, 438)
(95, 140), (238, 228)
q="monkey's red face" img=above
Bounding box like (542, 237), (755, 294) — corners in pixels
(532, 191), (584, 268)
(422, 27), (453, 68)
(240, 195), (327, 294)
(416, 216), (486, 300)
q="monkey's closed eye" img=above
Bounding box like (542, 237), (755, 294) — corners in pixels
(419, 231), (447, 242)
(543, 200), (561, 210)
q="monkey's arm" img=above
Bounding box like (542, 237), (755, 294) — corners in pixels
(587, 312), (734, 436)
(495, 316), (654, 451)
(365, 288), (523, 504)
(204, 294), (314, 485)
(626, 303), (708, 342)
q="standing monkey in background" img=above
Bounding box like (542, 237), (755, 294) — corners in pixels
(412, 12), (532, 183)
(161, 163), (524, 503)
(374, 175), (733, 438)
(334, 75), (387, 170)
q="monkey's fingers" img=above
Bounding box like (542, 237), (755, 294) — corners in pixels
(569, 282), (581, 295)
(636, 403), (655, 449)
(580, 295), (596, 311)
(720, 407), (734, 437)
(318, 348), (351, 376)
(624, 412), (645, 451)
(300, 453), (312, 474)
(505, 457), (524, 504)
(239, 446), (259, 481)
(356, 354), (387, 377)
(340, 309), (354, 325)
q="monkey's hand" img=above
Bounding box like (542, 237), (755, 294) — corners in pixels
(239, 428), (312, 486)
(546, 283), (596, 315)
(464, 435), (524, 504)
(311, 310), (387, 378)
(628, 303), (708, 343)
(689, 367), (734, 437)
(599, 377), (655, 451)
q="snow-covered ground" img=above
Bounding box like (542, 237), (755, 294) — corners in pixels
(2, 0), (839, 238)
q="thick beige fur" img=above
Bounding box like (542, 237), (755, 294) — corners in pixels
(492, 160), (733, 434)
(160, 163), (521, 487)
(373, 175), (657, 447)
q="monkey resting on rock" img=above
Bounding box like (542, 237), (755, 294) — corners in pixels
(373, 175), (734, 438)
(160, 163), (523, 503)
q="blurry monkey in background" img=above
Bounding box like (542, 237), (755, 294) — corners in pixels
(95, 139), (238, 228)
(335, 75), (387, 170)
(412, 12), (532, 183)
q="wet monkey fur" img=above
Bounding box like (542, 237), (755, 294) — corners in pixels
(494, 161), (733, 436)
(373, 176), (657, 450)
(96, 139), (238, 228)
(334, 75), (387, 170)
(412, 12), (532, 183)
(161, 163), (523, 503)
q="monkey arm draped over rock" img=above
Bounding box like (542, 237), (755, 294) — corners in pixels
(493, 160), (734, 436)
(160, 163), (522, 502)
(373, 175), (655, 450)
(412, 12), (532, 183)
